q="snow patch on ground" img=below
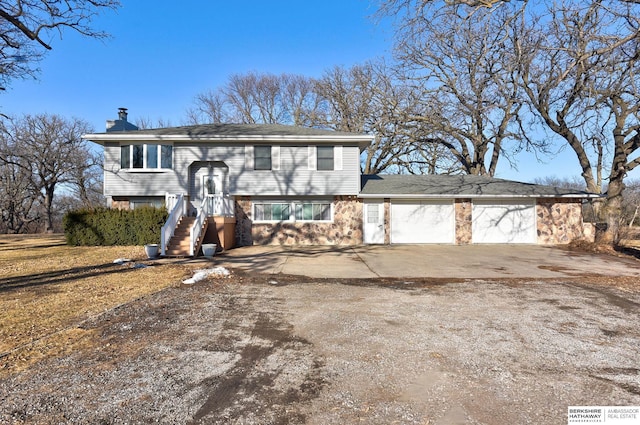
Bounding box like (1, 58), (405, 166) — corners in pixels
(113, 258), (132, 265)
(182, 267), (231, 284)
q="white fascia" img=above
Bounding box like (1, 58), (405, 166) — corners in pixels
(83, 133), (374, 146)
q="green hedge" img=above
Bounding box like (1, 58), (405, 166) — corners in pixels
(63, 206), (168, 246)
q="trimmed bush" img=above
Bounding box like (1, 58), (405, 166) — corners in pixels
(63, 207), (168, 246)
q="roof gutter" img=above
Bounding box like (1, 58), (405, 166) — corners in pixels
(82, 133), (374, 149)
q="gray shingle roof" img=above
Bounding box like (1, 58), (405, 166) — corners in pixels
(95, 123), (365, 137)
(360, 174), (599, 198)
(84, 123), (373, 148)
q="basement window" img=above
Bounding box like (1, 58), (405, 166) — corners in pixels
(253, 200), (333, 222)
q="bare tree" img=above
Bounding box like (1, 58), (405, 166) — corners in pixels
(380, 0), (640, 244)
(188, 72), (324, 126)
(513, 0), (640, 243)
(134, 116), (173, 130)
(0, 114), (94, 232)
(0, 1), (119, 90)
(388, 2), (541, 176)
(186, 90), (229, 124)
(189, 66), (459, 174)
(280, 74), (325, 127)
(0, 159), (42, 232)
(315, 61), (454, 174)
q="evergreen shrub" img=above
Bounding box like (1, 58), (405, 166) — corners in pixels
(63, 207), (168, 246)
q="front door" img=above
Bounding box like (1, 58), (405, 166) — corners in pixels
(202, 173), (221, 197)
(363, 200), (385, 244)
(191, 162), (226, 214)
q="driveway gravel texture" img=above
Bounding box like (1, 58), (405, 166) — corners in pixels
(1, 272), (639, 424)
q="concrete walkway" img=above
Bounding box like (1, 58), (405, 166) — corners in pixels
(210, 244), (640, 279)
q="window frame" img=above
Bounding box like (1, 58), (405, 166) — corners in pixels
(253, 200), (334, 223)
(120, 143), (173, 171)
(254, 145), (272, 170)
(316, 146), (334, 171)
(294, 201), (332, 222)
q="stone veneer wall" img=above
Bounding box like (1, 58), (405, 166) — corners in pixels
(235, 196), (253, 246)
(111, 199), (130, 210)
(536, 198), (588, 244)
(234, 196), (363, 246)
(384, 199), (391, 244)
(455, 199), (472, 245)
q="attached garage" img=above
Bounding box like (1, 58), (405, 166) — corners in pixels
(472, 199), (536, 244)
(359, 174), (598, 246)
(391, 200), (454, 243)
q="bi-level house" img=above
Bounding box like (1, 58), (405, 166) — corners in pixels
(84, 109), (599, 256)
(84, 109), (373, 256)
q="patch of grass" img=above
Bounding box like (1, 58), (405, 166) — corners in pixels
(0, 234), (190, 377)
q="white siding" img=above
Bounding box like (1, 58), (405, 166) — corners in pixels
(103, 141), (362, 198)
(103, 142), (184, 196)
(234, 144), (360, 195)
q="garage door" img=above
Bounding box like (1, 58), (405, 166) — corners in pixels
(472, 200), (536, 244)
(391, 200), (454, 243)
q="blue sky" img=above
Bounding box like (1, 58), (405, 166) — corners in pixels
(0, 0), (594, 183)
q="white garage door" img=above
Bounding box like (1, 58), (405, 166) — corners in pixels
(472, 200), (536, 244)
(391, 200), (454, 243)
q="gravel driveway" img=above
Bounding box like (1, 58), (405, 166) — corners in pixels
(1, 273), (639, 424)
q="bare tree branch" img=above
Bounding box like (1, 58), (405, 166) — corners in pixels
(0, 1), (119, 89)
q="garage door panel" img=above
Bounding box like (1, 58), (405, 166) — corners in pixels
(391, 200), (454, 244)
(472, 200), (536, 244)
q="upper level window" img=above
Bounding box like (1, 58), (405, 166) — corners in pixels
(317, 146), (334, 170)
(161, 145), (172, 168)
(121, 144), (172, 170)
(254, 146), (272, 170)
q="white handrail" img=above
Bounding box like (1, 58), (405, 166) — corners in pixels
(190, 196), (214, 256)
(204, 194), (234, 216)
(161, 193), (184, 256)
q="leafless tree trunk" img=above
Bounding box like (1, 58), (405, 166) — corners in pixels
(385, 2), (540, 176)
(0, 159), (41, 233)
(0, 114), (94, 233)
(513, 0), (640, 244)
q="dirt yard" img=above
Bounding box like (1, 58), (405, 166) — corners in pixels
(1, 236), (639, 424)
